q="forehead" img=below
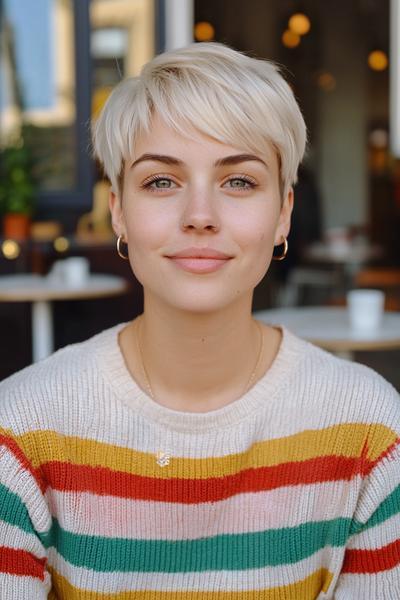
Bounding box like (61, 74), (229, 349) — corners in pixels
(131, 114), (279, 169)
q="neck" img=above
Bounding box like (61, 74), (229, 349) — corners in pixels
(119, 295), (281, 412)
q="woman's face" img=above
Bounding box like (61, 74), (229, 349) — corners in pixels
(110, 115), (293, 313)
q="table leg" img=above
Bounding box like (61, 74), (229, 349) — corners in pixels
(31, 301), (54, 362)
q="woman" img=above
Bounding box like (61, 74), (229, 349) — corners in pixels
(0, 42), (399, 599)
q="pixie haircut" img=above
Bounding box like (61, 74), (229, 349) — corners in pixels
(92, 42), (307, 198)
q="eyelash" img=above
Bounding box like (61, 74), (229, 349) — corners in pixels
(140, 174), (258, 192)
(140, 174), (175, 191)
(224, 175), (258, 190)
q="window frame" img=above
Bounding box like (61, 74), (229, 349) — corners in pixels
(37, 0), (94, 214)
(1, 0), (163, 220)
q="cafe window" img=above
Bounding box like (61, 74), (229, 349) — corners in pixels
(0, 0), (93, 216)
(90, 0), (155, 119)
(0, 0), (155, 221)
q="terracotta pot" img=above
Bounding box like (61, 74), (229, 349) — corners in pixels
(3, 213), (31, 240)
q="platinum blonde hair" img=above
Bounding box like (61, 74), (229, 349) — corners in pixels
(92, 42), (307, 198)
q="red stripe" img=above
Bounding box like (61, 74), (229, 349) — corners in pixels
(342, 539), (400, 574)
(366, 438), (400, 477)
(0, 434), (46, 493)
(42, 454), (371, 503)
(0, 546), (46, 580)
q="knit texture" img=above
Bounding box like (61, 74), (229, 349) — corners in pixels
(0, 322), (399, 599)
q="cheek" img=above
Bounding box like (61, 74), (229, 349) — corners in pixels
(124, 207), (172, 252)
(234, 209), (278, 255)
(233, 209), (280, 287)
(123, 211), (164, 285)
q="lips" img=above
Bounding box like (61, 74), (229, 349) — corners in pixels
(165, 248), (233, 274)
(166, 247), (232, 259)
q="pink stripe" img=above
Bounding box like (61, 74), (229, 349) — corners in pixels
(46, 479), (355, 540)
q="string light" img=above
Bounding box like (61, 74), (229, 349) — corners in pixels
(194, 21), (215, 42)
(288, 13), (311, 36)
(317, 71), (337, 92)
(2, 239), (20, 260)
(54, 237), (70, 252)
(368, 50), (388, 71)
(282, 29), (301, 49)
(369, 129), (388, 149)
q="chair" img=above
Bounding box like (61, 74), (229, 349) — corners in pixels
(279, 267), (344, 307)
(354, 268), (400, 311)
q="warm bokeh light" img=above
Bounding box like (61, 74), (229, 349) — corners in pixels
(317, 71), (337, 92)
(368, 50), (388, 71)
(368, 129), (389, 173)
(288, 13), (311, 36)
(31, 221), (62, 241)
(282, 29), (301, 49)
(54, 236), (70, 253)
(194, 21), (215, 42)
(369, 128), (388, 148)
(2, 239), (21, 260)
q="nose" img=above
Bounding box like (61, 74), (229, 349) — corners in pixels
(180, 185), (221, 233)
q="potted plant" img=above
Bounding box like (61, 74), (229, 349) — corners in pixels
(0, 142), (36, 240)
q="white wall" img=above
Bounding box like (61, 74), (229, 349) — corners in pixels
(317, 3), (368, 230)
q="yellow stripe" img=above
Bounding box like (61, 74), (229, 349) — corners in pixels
(1, 422), (396, 480)
(49, 566), (334, 599)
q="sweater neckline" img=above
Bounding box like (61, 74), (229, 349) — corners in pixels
(94, 321), (304, 433)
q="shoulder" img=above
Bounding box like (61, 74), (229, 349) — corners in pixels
(282, 328), (400, 432)
(0, 323), (125, 435)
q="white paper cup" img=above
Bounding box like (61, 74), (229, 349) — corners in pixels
(347, 289), (385, 332)
(63, 257), (90, 285)
(47, 260), (66, 281)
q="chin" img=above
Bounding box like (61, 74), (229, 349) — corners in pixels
(148, 284), (251, 314)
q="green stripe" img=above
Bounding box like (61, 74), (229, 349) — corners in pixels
(0, 482), (35, 535)
(350, 483), (400, 536)
(4, 477), (399, 575)
(47, 517), (352, 573)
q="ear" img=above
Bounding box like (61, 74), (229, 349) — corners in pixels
(274, 187), (294, 246)
(109, 189), (126, 239)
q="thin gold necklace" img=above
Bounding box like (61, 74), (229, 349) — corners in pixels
(135, 318), (264, 401)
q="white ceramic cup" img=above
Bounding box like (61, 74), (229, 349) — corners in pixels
(47, 260), (66, 281)
(63, 257), (90, 285)
(347, 289), (385, 332)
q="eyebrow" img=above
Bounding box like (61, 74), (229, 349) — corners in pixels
(130, 153), (269, 170)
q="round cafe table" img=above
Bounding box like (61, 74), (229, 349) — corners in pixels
(304, 241), (383, 267)
(255, 306), (400, 359)
(0, 274), (129, 362)
(302, 242), (384, 289)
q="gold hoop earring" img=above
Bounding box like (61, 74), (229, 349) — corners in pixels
(116, 235), (129, 260)
(272, 237), (288, 261)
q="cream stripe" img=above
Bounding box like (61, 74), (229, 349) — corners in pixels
(0, 519), (47, 558)
(353, 446), (400, 525)
(334, 565), (400, 597)
(0, 572), (51, 597)
(347, 512), (400, 550)
(46, 479), (356, 540)
(0, 446), (52, 533)
(47, 545), (339, 593)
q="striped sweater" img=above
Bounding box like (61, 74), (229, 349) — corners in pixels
(0, 322), (400, 599)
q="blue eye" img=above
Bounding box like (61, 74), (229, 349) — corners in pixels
(149, 178), (172, 188)
(142, 176), (177, 191)
(224, 177), (257, 190)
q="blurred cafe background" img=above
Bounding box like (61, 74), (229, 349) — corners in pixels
(1, 0), (400, 389)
